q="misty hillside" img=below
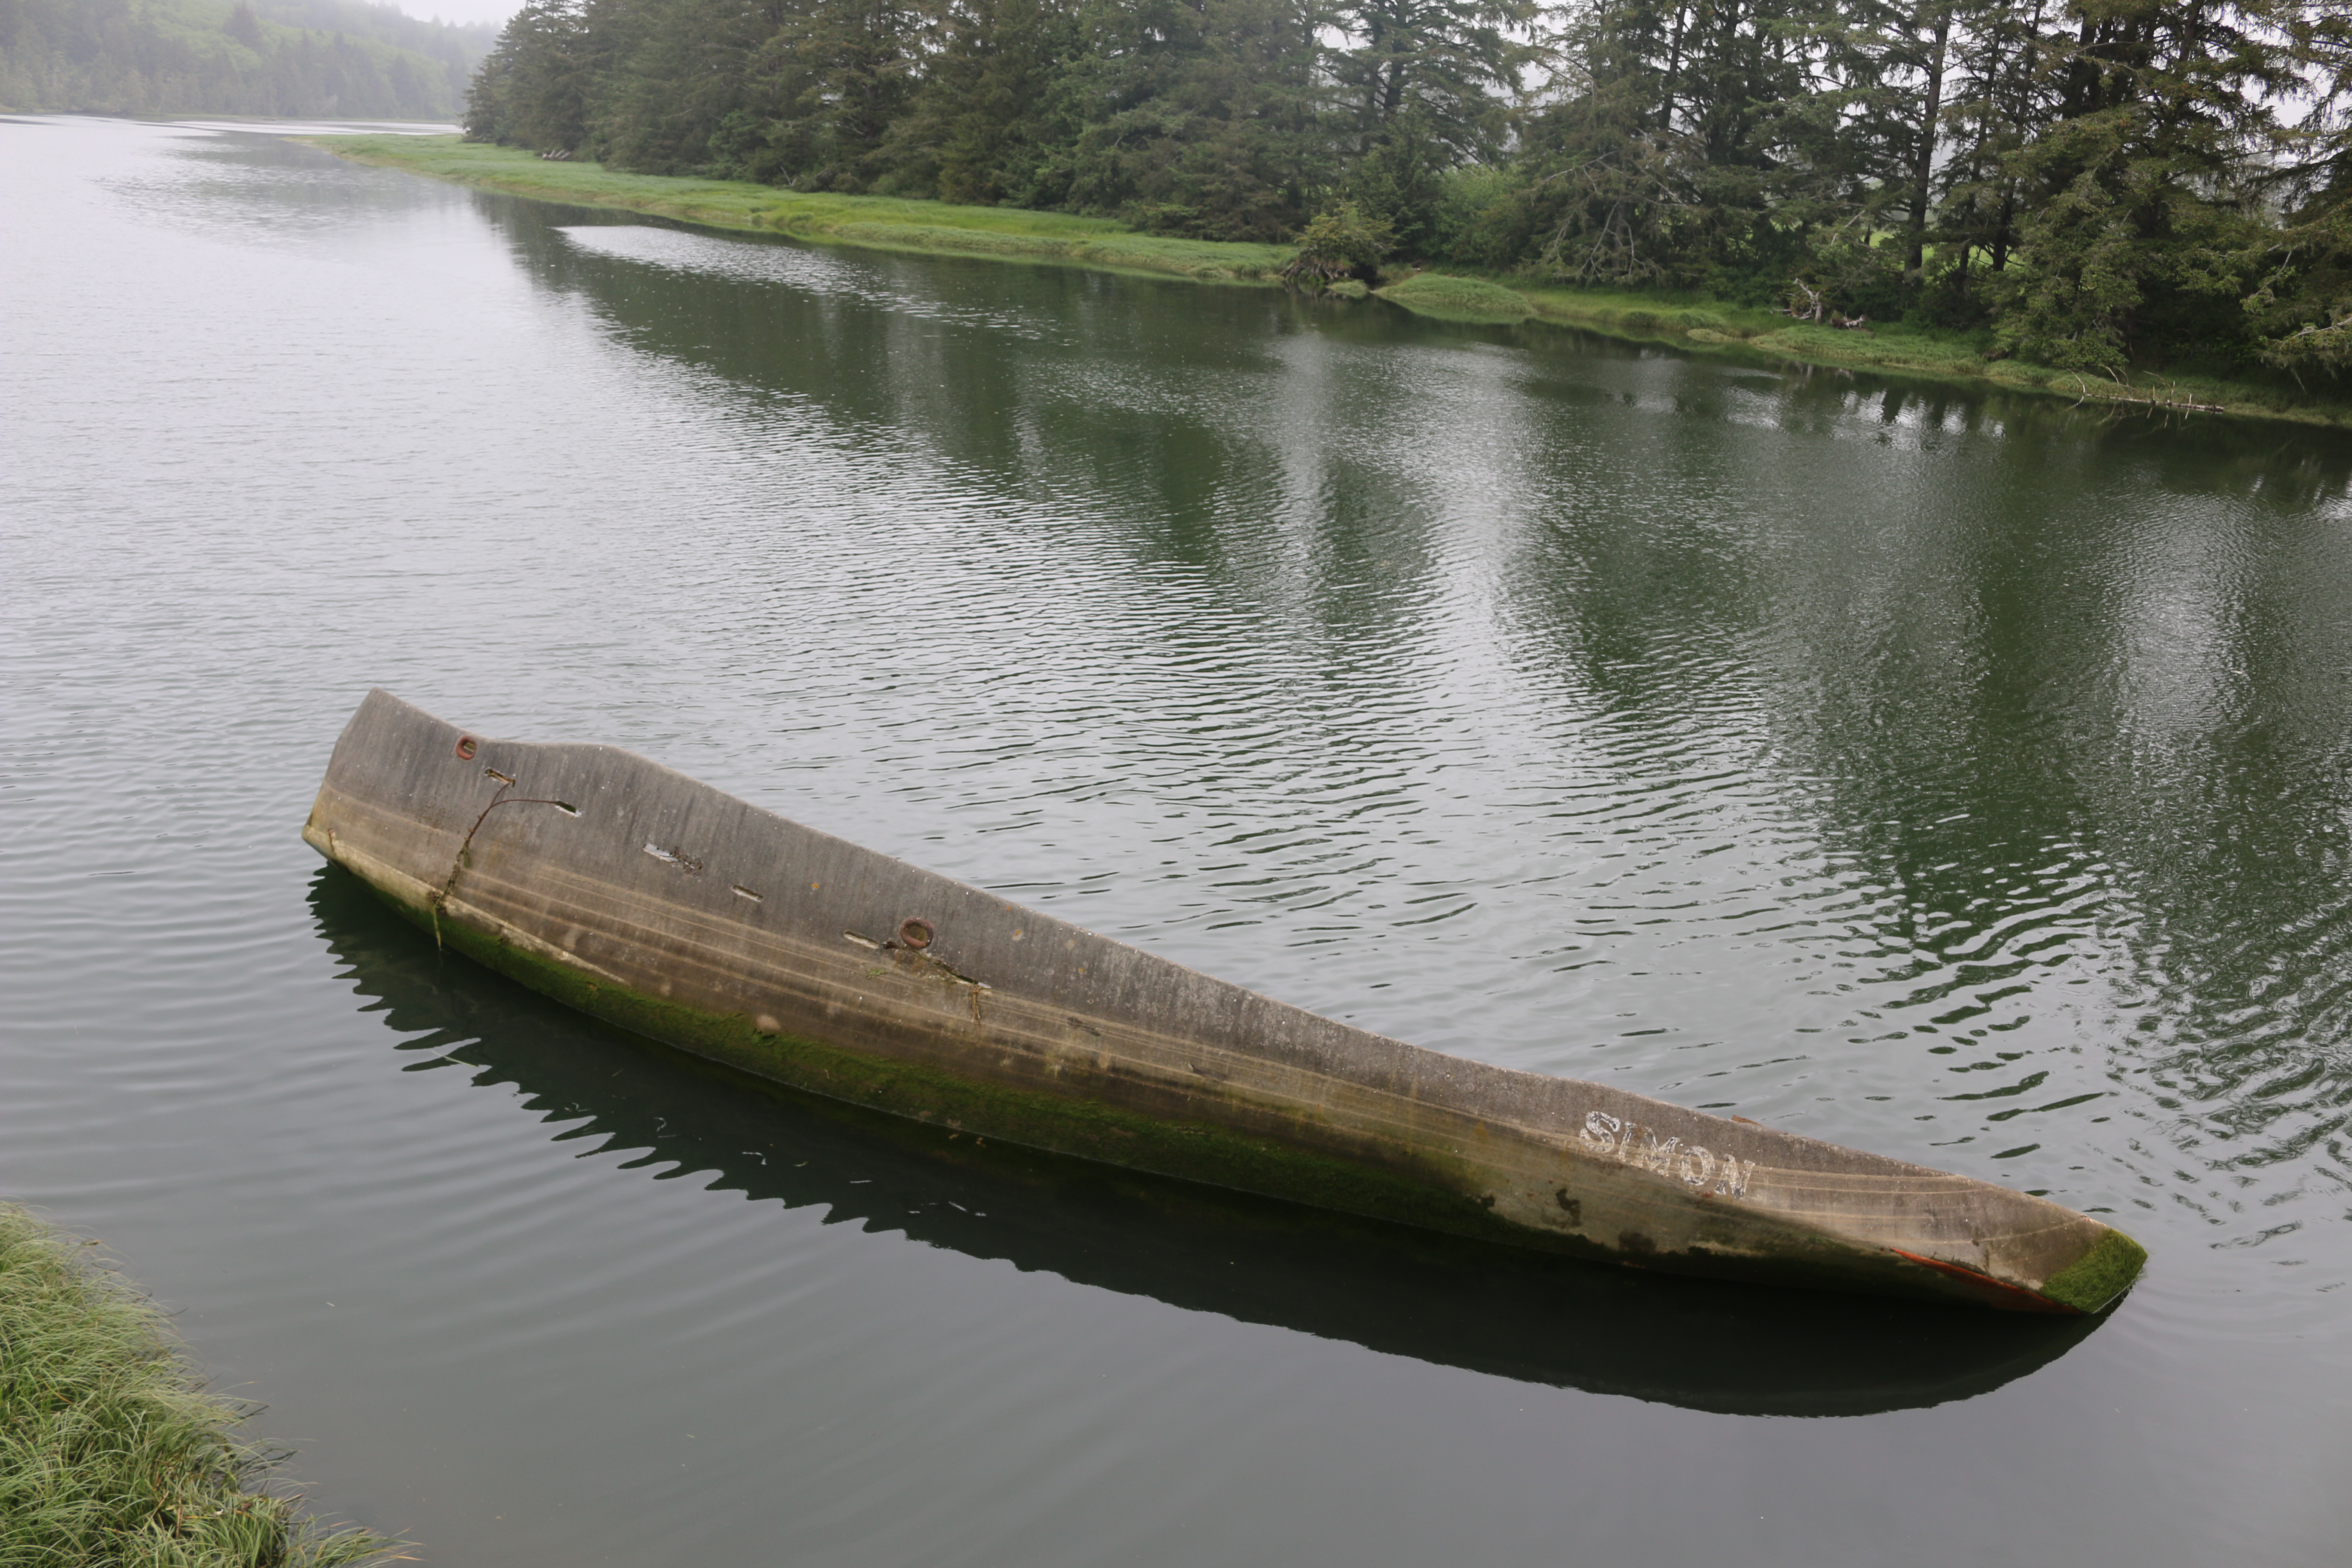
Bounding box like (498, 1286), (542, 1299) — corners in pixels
(0, 0), (498, 119)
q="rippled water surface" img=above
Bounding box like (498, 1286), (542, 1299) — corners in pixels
(5, 118), (2350, 1566)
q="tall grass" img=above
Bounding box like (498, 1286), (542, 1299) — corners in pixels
(0, 1203), (403, 1568)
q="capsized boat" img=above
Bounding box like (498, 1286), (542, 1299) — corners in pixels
(304, 690), (2146, 1313)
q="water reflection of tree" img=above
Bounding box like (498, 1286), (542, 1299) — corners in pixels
(1503, 383), (2352, 1224)
(477, 186), (2352, 1222)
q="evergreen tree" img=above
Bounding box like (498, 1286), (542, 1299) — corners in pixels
(1327, 0), (1541, 248)
(595, 0), (787, 174)
(1046, 0), (1331, 237)
(1525, 0), (1815, 290)
(466, 0), (597, 150)
(2242, 0), (2352, 372)
(1988, 0), (2294, 369)
(0, 0), (487, 118)
(751, 0), (931, 187)
(881, 0), (1079, 203)
(228, 4), (267, 50)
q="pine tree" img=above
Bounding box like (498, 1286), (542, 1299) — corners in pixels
(464, 0), (610, 151)
(1988, 0), (2294, 368)
(753, 0), (931, 188)
(880, 0), (1079, 204)
(1046, 0), (1330, 237)
(595, 0), (788, 175)
(227, 3), (266, 50)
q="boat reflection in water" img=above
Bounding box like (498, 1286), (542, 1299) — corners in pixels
(312, 868), (2105, 1418)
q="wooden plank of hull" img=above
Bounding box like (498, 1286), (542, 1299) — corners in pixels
(302, 689), (2147, 1313)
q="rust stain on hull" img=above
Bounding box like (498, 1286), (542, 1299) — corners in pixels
(303, 689), (2146, 1313)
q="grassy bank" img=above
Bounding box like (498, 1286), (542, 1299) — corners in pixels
(1498, 282), (2352, 429)
(0, 1203), (401, 1568)
(313, 136), (1291, 282)
(315, 135), (2352, 429)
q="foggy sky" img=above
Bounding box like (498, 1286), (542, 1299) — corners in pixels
(392, 0), (520, 28)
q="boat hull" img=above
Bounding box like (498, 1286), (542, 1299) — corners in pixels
(303, 689), (2145, 1313)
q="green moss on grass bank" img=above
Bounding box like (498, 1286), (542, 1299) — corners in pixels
(310, 136), (1291, 282)
(0, 1204), (401, 1568)
(1376, 272), (1532, 321)
(1505, 281), (2352, 430)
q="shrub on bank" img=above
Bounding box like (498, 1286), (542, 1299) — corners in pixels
(0, 1203), (401, 1568)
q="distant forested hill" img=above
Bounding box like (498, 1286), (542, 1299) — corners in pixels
(0, 0), (498, 119)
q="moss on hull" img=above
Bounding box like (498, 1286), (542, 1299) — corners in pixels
(358, 878), (2120, 1311)
(2038, 1228), (2150, 1314)
(398, 888), (1579, 1257)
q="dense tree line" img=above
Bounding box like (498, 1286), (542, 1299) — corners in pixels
(466, 0), (2352, 375)
(0, 0), (495, 120)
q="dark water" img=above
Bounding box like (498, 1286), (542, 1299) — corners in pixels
(4, 117), (2349, 1566)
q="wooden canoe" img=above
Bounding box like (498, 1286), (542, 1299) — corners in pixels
(311, 865), (2109, 1412)
(303, 689), (2146, 1313)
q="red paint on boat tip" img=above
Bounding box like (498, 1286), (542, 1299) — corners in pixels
(1890, 1248), (2080, 1314)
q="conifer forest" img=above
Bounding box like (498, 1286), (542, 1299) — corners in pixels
(459, 0), (2352, 376)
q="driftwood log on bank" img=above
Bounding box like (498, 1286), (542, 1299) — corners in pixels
(303, 690), (2146, 1313)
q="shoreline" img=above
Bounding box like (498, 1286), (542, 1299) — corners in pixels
(1508, 287), (2352, 431)
(311, 135), (2352, 432)
(0, 1202), (401, 1565)
(306, 135), (1293, 284)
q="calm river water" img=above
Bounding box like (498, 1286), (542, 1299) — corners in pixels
(5, 116), (2349, 1566)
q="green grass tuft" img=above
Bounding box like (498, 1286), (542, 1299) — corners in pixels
(2038, 1227), (2149, 1314)
(0, 1203), (404, 1568)
(1376, 272), (1534, 321)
